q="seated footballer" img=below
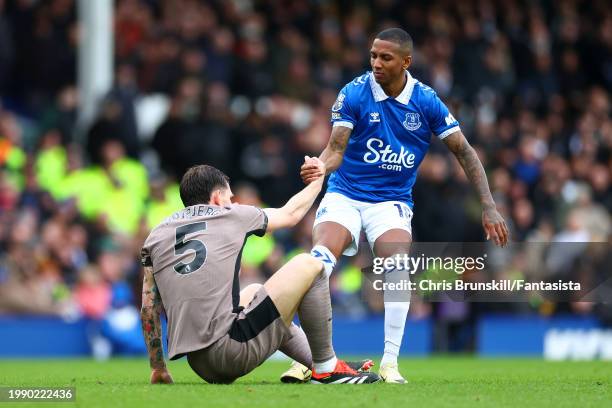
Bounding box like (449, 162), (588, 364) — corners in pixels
(140, 160), (380, 384)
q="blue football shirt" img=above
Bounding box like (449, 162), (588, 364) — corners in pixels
(328, 71), (461, 208)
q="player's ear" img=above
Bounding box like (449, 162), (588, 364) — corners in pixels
(403, 55), (412, 70)
(210, 190), (222, 206)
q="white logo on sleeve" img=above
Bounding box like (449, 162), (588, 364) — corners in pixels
(402, 112), (421, 131)
(445, 113), (457, 126)
(363, 138), (416, 172)
(332, 93), (346, 112)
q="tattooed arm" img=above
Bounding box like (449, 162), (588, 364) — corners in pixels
(141, 266), (173, 384)
(442, 131), (509, 247)
(301, 125), (352, 184)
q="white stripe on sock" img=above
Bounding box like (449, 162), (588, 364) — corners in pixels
(310, 245), (336, 278)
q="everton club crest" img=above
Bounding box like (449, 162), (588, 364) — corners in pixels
(403, 112), (421, 131)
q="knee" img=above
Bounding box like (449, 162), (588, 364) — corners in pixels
(312, 240), (345, 259)
(239, 283), (263, 307)
(294, 253), (324, 278)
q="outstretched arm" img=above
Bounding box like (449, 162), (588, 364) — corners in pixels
(264, 157), (326, 231)
(301, 125), (352, 183)
(141, 266), (173, 384)
(442, 131), (509, 246)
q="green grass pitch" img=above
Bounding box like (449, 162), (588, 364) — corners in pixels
(0, 357), (610, 407)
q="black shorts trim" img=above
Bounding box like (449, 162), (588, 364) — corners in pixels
(228, 295), (280, 342)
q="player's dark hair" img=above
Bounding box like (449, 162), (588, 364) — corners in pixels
(180, 165), (230, 206)
(375, 28), (413, 55)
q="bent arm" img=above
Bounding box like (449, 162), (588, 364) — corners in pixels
(263, 176), (324, 231)
(300, 125), (351, 185)
(318, 125), (352, 174)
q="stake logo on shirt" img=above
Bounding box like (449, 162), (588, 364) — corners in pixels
(363, 138), (416, 171)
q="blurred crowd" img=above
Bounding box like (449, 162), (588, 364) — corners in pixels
(0, 0), (611, 351)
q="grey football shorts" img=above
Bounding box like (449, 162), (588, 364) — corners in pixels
(187, 286), (290, 384)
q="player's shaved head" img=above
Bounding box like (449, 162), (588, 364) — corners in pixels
(180, 165), (230, 207)
(375, 28), (413, 56)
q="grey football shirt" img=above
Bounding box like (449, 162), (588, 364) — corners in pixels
(140, 204), (267, 359)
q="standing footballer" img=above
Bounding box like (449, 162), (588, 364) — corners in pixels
(292, 27), (509, 383)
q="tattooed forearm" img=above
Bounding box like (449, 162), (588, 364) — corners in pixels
(142, 308), (164, 369)
(320, 126), (352, 173)
(443, 131), (509, 246)
(443, 132), (495, 209)
(329, 126), (351, 152)
(141, 266), (165, 369)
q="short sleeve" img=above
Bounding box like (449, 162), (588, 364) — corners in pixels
(330, 84), (358, 129)
(426, 93), (461, 139)
(231, 204), (268, 237)
(140, 238), (153, 267)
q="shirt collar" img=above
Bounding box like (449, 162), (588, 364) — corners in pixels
(369, 70), (416, 105)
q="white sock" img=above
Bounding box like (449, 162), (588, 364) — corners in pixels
(310, 245), (336, 278)
(381, 301), (410, 366)
(313, 356), (337, 374)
